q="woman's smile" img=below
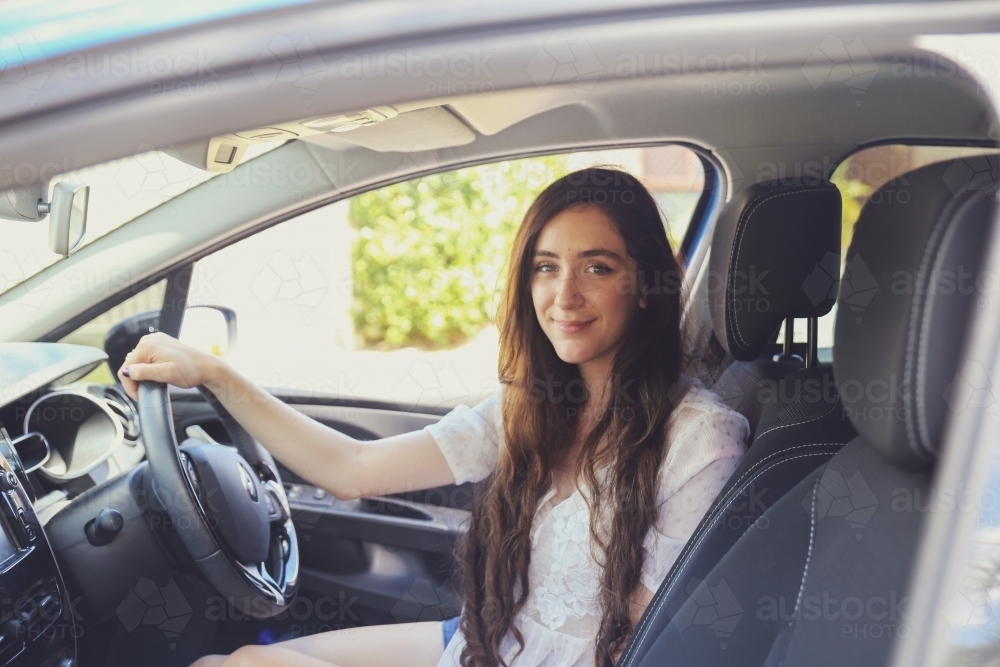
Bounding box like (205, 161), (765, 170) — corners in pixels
(554, 318), (596, 333)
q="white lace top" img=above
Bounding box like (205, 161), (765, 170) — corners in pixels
(425, 381), (749, 667)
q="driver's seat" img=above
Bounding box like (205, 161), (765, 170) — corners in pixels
(621, 155), (998, 666)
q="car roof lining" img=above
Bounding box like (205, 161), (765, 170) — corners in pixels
(1, 11), (999, 343)
(4, 0), (1000, 193)
(301, 61), (997, 190)
(4, 58), (998, 343)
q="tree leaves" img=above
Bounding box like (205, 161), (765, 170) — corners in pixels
(349, 156), (568, 349)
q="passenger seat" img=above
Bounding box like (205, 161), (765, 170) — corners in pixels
(618, 180), (857, 665)
(622, 153), (998, 667)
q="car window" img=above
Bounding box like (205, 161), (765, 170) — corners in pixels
(776, 144), (1000, 363)
(58, 279), (168, 384)
(183, 145), (706, 409)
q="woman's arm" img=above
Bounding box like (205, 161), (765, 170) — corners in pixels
(118, 332), (458, 500)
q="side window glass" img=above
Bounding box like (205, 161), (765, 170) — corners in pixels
(58, 279), (167, 384)
(186, 146), (706, 408)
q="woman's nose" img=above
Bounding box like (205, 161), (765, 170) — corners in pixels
(553, 272), (585, 308)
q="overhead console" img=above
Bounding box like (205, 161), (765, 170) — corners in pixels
(173, 105), (402, 173)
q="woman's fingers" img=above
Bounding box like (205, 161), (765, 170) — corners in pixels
(118, 361), (175, 400)
(121, 361), (175, 384)
(117, 334), (175, 399)
(115, 333), (209, 400)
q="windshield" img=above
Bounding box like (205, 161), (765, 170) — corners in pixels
(0, 144), (276, 295)
(0, 0), (314, 62)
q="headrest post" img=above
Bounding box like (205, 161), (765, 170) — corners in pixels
(782, 318), (794, 356)
(805, 317), (817, 368)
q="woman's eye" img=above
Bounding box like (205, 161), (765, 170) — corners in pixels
(587, 263), (612, 275)
(534, 262), (556, 273)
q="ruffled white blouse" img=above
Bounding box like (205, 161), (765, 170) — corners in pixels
(425, 381), (749, 667)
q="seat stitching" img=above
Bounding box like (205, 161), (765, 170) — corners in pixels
(902, 192), (969, 459)
(727, 188), (829, 352)
(752, 400), (839, 443)
(674, 445), (844, 565)
(792, 474), (821, 623)
(620, 453), (833, 667)
(721, 443), (844, 497)
(915, 194), (981, 454)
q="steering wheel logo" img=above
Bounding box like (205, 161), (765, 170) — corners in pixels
(238, 463), (258, 502)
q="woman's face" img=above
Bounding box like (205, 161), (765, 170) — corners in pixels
(530, 205), (646, 373)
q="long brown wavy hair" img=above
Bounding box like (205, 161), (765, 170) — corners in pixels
(455, 167), (688, 667)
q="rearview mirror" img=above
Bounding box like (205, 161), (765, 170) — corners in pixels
(46, 181), (89, 257)
(0, 180), (90, 257)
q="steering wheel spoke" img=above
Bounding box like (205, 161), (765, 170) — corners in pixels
(235, 556), (293, 606)
(137, 381), (299, 619)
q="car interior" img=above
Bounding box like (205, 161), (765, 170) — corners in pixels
(0, 3), (998, 667)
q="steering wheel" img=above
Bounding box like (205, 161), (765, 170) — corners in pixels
(136, 381), (299, 617)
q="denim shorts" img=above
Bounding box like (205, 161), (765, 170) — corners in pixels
(442, 615), (461, 648)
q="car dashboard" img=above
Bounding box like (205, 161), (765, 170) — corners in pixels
(0, 342), (128, 667)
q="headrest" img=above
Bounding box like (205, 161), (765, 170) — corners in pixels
(709, 181), (842, 361)
(833, 155), (998, 469)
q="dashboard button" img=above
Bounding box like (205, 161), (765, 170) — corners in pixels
(0, 472), (17, 491)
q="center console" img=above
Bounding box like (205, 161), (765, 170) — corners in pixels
(0, 429), (75, 667)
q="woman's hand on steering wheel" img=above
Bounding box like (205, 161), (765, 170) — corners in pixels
(117, 331), (223, 401)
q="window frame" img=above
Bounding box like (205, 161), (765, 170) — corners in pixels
(40, 140), (719, 349)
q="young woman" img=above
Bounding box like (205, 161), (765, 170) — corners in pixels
(118, 167), (748, 667)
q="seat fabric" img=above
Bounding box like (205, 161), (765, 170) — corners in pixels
(623, 155), (998, 667)
(621, 364), (856, 667)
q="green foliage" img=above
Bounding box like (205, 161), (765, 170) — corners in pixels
(348, 155), (569, 349)
(837, 177), (875, 250)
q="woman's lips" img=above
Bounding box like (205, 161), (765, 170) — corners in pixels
(555, 319), (595, 333)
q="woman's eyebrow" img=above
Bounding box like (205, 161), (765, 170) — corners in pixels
(533, 248), (624, 261)
(580, 248), (624, 261)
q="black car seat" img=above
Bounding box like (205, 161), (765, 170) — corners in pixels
(621, 155), (998, 667)
(707, 180), (841, 436)
(617, 180), (858, 665)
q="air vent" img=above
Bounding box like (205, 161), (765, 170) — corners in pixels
(102, 386), (139, 445)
